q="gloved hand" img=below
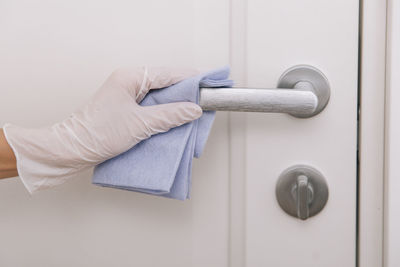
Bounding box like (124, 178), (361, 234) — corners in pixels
(3, 67), (202, 194)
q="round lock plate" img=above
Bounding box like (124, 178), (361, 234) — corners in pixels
(276, 165), (329, 219)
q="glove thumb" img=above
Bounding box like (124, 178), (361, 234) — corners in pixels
(139, 102), (203, 136)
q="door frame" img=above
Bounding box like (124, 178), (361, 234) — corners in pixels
(359, 0), (386, 266)
(384, 0), (400, 266)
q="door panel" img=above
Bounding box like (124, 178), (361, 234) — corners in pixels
(0, 0), (230, 266)
(244, 0), (358, 266)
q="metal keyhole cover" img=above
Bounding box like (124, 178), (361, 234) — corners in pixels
(276, 165), (329, 220)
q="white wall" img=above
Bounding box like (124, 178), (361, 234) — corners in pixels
(385, 1), (400, 266)
(0, 1), (232, 266)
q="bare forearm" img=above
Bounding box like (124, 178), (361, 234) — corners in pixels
(0, 129), (17, 179)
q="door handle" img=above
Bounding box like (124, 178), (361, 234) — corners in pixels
(276, 165), (329, 220)
(200, 65), (330, 118)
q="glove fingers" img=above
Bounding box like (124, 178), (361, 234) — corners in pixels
(106, 67), (199, 103)
(139, 102), (202, 136)
(136, 67), (199, 103)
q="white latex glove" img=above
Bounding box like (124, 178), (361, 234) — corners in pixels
(3, 67), (202, 194)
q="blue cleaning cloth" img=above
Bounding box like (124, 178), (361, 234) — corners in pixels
(92, 67), (233, 200)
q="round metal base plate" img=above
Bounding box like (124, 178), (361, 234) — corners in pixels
(277, 65), (330, 118)
(276, 165), (329, 220)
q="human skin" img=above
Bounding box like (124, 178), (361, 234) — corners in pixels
(0, 129), (17, 179)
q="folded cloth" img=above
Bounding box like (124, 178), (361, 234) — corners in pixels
(92, 66), (233, 200)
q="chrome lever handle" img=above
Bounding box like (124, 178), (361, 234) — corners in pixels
(200, 65), (330, 118)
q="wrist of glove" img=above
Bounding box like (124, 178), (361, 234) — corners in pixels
(4, 67), (202, 194)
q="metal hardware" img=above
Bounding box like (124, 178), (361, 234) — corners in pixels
(276, 165), (329, 220)
(200, 65), (330, 118)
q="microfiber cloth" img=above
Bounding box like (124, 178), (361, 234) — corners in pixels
(92, 66), (233, 200)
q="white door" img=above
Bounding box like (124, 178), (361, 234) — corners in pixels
(0, 0), (358, 266)
(241, 0), (359, 266)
